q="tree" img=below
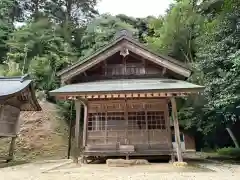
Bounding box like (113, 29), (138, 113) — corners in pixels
(145, 0), (201, 63)
(79, 14), (138, 58)
(194, 0), (240, 147)
(0, 0), (21, 62)
(6, 18), (76, 91)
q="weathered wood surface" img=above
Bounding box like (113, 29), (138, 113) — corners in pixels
(83, 148), (172, 156)
(70, 55), (179, 84)
(171, 97), (183, 162)
(82, 101), (88, 148)
(88, 99), (167, 113)
(60, 37), (191, 83)
(82, 98), (172, 156)
(56, 92), (195, 101)
(73, 100), (81, 163)
(0, 105), (20, 137)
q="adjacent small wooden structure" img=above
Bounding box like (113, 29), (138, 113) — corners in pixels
(50, 30), (204, 162)
(0, 74), (41, 162)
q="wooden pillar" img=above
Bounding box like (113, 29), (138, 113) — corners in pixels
(73, 100), (81, 163)
(81, 102), (88, 164)
(8, 136), (17, 162)
(171, 97), (183, 162)
(82, 102), (88, 148)
(124, 98), (128, 145)
(145, 104), (149, 147)
(165, 99), (172, 150)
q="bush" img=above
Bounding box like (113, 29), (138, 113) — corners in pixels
(217, 147), (240, 158)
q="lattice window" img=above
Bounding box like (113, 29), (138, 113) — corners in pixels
(106, 112), (125, 131)
(128, 111), (146, 130)
(147, 111), (166, 129)
(88, 113), (106, 131)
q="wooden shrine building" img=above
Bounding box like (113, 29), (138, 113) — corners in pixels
(50, 30), (204, 162)
(0, 74), (41, 161)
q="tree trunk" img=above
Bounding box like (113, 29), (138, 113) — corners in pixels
(65, 0), (72, 22)
(33, 0), (39, 21)
(226, 127), (240, 148)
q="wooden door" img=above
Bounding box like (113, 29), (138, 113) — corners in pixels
(88, 100), (126, 146)
(126, 100), (148, 145)
(87, 99), (170, 148)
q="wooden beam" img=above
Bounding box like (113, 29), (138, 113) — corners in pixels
(55, 91), (196, 100)
(73, 100), (81, 163)
(171, 97), (183, 162)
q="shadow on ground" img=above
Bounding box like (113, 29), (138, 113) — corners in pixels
(43, 157), (214, 174)
(0, 160), (29, 168)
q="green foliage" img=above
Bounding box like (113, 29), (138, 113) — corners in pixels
(79, 14), (138, 58)
(0, 0), (15, 62)
(145, 0), (201, 62)
(56, 100), (75, 124)
(217, 147), (240, 158)
(196, 0), (240, 119)
(6, 18), (76, 90)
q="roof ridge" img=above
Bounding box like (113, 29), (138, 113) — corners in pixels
(20, 74), (30, 82)
(0, 74), (30, 82)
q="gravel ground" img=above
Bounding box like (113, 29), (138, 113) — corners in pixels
(0, 160), (240, 180)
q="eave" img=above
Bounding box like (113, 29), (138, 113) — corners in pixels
(50, 78), (204, 99)
(0, 74), (41, 111)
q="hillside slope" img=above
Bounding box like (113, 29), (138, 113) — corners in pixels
(0, 101), (69, 161)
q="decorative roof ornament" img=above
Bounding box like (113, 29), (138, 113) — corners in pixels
(114, 29), (133, 40)
(120, 47), (129, 57)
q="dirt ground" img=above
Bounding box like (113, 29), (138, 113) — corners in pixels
(1, 159), (240, 180)
(0, 101), (68, 161)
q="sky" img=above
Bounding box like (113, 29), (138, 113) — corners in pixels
(97, 0), (174, 18)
